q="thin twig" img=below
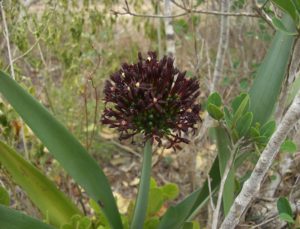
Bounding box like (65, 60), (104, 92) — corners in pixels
(112, 0), (259, 19)
(241, 215), (279, 228)
(194, 0), (231, 143)
(4, 4), (56, 72)
(253, 6), (274, 29)
(210, 0), (231, 92)
(11, 37), (43, 64)
(82, 43), (101, 150)
(155, 3), (163, 59)
(108, 139), (141, 158)
(171, 0), (258, 17)
(1, 1), (15, 79)
(207, 173), (216, 211)
(1, 1), (30, 158)
(164, 0), (176, 58)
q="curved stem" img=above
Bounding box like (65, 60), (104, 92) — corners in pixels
(130, 140), (152, 229)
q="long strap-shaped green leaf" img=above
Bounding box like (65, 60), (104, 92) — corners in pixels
(0, 205), (55, 229)
(0, 71), (123, 229)
(249, 14), (296, 125)
(158, 189), (201, 229)
(158, 158), (221, 228)
(215, 127), (235, 215)
(0, 141), (81, 227)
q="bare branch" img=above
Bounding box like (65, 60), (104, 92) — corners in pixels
(220, 90), (300, 229)
(1, 1), (15, 79)
(210, 0), (231, 92)
(164, 0), (175, 58)
(207, 173), (216, 211)
(111, 0), (259, 19)
(1, 1), (31, 159)
(171, 0), (258, 17)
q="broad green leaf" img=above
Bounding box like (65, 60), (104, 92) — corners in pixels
(0, 141), (81, 227)
(158, 189), (200, 229)
(215, 127), (235, 215)
(260, 120), (276, 138)
(161, 183), (179, 200)
(144, 217), (159, 229)
(231, 93), (247, 114)
(224, 107), (233, 128)
(147, 188), (164, 216)
(279, 213), (295, 223)
(182, 221), (200, 229)
(61, 215), (92, 229)
(249, 15), (296, 125)
(0, 205), (55, 229)
(291, 0), (300, 15)
(0, 71), (122, 229)
(0, 186), (9, 206)
(280, 140), (297, 153)
(207, 104), (224, 120)
(232, 95), (250, 125)
(250, 126), (260, 138)
(207, 92), (222, 107)
(272, 17), (298, 35)
(271, 0), (297, 21)
(150, 178), (157, 188)
(78, 216), (92, 229)
(187, 157), (221, 220)
(277, 197), (293, 217)
(254, 136), (269, 145)
(236, 112), (253, 137)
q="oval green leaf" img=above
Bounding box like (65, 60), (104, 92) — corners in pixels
(277, 197), (293, 217)
(279, 213), (295, 223)
(207, 92), (222, 107)
(236, 112), (253, 137)
(207, 104), (224, 120)
(280, 140), (297, 153)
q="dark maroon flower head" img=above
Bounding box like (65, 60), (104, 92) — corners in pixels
(101, 51), (201, 148)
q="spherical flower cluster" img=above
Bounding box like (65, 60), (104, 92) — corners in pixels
(101, 52), (201, 148)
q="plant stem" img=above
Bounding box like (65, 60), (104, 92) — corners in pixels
(131, 140), (152, 229)
(1, 1), (15, 80)
(210, 0), (231, 93)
